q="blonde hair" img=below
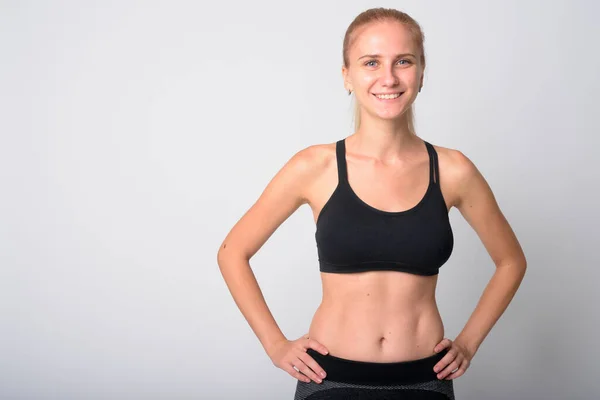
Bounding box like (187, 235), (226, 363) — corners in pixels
(343, 8), (426, 135)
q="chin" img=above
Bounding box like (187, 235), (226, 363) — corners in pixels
(372, 108), (410, 121)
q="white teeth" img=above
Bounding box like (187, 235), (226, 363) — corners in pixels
(375, 93), (401, 99)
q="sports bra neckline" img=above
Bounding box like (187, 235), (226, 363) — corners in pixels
(316, 138), (437, 225)
(341, 138), (435, 217)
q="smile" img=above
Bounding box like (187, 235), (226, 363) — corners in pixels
(373, 92), (403, 100)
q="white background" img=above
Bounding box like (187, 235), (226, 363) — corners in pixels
(1, 0), (598, 399)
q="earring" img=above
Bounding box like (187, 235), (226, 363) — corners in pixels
(348, 89), (352, 96)
(419, 87), (422, 93)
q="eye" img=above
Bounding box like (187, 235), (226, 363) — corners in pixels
(364, 59), (412, 67)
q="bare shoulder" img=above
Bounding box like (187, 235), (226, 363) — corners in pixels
(286, 141), (336, 202)
(429, 143), (479, 209)
(216, 140), (336, 260)
(290, 141), (334, 172)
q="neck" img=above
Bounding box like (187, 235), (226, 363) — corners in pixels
(349, 113), (420, 162)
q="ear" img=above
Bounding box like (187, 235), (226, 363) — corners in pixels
(342, 65), (352, 92)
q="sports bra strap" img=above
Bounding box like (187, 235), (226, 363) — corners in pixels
(335, 139), (348, 184)
(424, 141), (439, 185)
(338, 138), (439, 185)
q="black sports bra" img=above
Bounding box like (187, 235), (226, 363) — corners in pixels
(315, 138), (454, 276)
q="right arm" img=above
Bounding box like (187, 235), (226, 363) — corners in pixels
(216, 145), (329, 383)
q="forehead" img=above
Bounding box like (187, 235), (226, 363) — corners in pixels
(350, 20), (416, 58)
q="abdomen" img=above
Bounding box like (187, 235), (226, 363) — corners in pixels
(307, 270), (445, 362)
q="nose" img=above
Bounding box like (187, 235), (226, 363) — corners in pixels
(381, 65), (399, 87)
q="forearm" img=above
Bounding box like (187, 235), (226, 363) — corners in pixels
(454, 260), (526, 356)
(217, 254), (287, 357)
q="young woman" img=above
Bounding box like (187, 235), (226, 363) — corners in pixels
(217, 8), (526, 400)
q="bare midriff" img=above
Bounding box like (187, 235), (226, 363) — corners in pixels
(307, 270), (444, 363)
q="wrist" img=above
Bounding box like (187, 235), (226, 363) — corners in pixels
(454, 336), (479, 358)
(264, 336), (288, 358)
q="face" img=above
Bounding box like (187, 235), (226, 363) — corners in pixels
(342, 20), (424, 122)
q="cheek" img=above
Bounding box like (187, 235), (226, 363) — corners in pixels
(406, 70), (422, 85)
(359, 74), (377, 86)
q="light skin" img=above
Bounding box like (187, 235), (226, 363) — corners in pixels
(217, 19), (526, 384)
(342, 21), (424, 146)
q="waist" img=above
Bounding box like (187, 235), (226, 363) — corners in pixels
(308, 298), (444, 362)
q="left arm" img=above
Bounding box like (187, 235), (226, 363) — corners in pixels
(434, 149), (527, 380)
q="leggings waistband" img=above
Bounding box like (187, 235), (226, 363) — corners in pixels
(306, 348), (448, 385)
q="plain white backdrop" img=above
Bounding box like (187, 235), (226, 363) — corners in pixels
(1, 0), (598, 399)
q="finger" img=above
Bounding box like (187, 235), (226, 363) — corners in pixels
(433, 338), (452, 353)
(286, 363), (311, 383)
(444, 358), (469, 380)
(305, 338), (329, 356)
(293, 356), (323, 384)
(298, 351), (327, 381)
(437, 358), (461, 380)
(433, 348), (457, 375)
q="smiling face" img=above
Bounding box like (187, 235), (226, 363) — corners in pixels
(342, 20), (424, 123)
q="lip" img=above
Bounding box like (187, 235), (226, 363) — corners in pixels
(372, 92), (404, 101)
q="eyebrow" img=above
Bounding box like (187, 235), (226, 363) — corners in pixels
(357, 53), (417, 60)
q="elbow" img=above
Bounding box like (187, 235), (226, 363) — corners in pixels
(497, 255), (527, 276)
(513, 255), (527, 281)
(512, 255), (527, 274)
(217, 241), (229, 269)
(521, 256), (527, 279)
(217, 242), (250, 269)
(217, 243), (231, 269)
(519, 253), (528, 273)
